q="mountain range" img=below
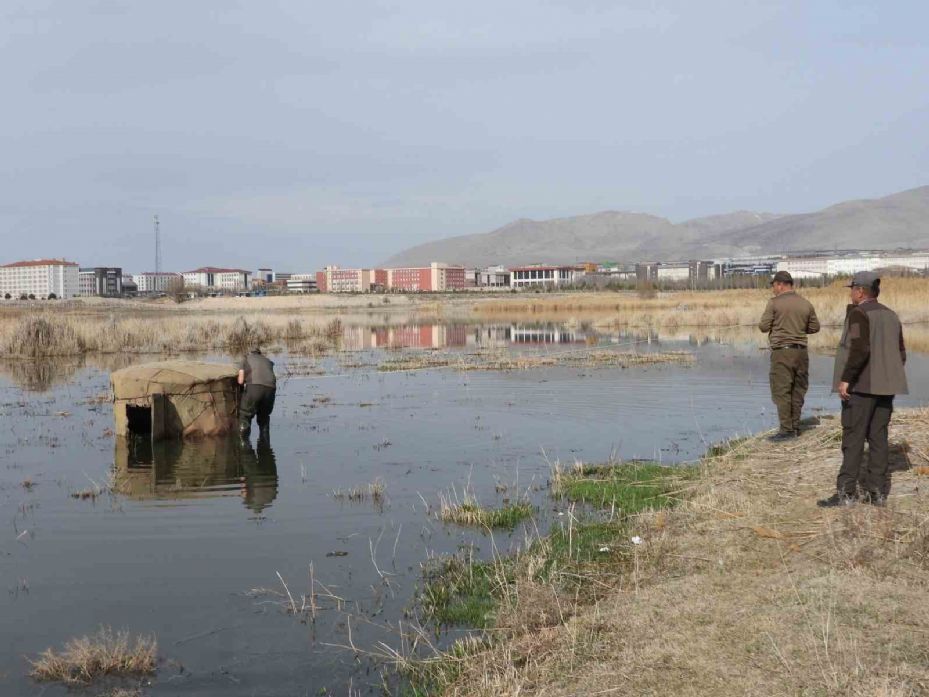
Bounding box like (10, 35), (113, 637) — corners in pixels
(381, 185), (929, 268)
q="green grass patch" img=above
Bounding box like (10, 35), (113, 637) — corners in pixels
(552, 460), (687, 512)
(439, 499), (534, 529)
(419, 554), (503, 629)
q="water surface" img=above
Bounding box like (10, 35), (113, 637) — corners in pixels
(2, 321), (927, 695)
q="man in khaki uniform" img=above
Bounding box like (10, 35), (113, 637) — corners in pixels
(759, 271), (821, 441)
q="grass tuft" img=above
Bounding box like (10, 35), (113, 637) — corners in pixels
(332, 478), (386, 505)
(438, 492), (533, 529)
(29, 627), (157, 686)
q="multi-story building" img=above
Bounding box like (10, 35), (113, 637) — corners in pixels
(79, 267), (123, 297)
(386, 263), (467, 292)
(777, 251), (929, 279)
(315, 266), (379, 293)
(286, 274), (318, 293)
(182, 267), (251, 292)
(0, 259), (80, 299)
(509, 265), (583, 288)
(136, 272), (184, 294)
(477, 265), (511, 287)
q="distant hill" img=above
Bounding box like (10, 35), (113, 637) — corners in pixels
(381, 186), (929, 267)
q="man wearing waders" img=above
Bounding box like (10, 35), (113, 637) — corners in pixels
(238, 347), (276, 439)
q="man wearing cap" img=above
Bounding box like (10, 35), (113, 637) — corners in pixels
(818, 272), (907, 508)
(759, 271), (821, 441)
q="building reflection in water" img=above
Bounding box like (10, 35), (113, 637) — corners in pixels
(113, 434), (278, 515)
(339, 323), (596, 351)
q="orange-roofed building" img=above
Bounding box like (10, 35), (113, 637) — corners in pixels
(0, 259), (80, 299)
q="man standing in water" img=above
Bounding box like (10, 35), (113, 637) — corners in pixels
(818, 272), (907, 508)
(238, 346), (277, 439)
(759, 271), (821, 441)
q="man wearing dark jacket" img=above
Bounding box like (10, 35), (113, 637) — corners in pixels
(759, 271), (821, 440)
(238, 347), (277, 439)
(818, 272), (908, 508)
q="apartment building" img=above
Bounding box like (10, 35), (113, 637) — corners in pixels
(182, 267), (251, 292)
(79, 267), (123, 297)
(386, 263), (467, 292)
(315, 266), (379, 293)
(136, 272), (183, 294)
(0, 259), (80, 299)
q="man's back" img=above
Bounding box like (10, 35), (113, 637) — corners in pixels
(759, 291), (820, 348)
(241, 351), (276, 388)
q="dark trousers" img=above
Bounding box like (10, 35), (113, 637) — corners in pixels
(239, 384), (276, 434)
(837, 393), (894, 496)
(769, 348), (809, 433)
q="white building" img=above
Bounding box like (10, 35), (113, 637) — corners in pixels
(777, 251), (929, 279)
(0, 259), (80, 299)
(509, 265), (583, 288)
(286, 274), (318, 293)
(136, 272), (183, 294)
(182, 267), (251, 292)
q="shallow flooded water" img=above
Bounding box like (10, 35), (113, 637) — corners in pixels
(2, 321), (928, 695)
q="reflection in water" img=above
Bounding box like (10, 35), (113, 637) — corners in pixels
(239, 435), (279, 514)
(340, 323), (593, 350)
(1, 358), (84, 391)
(0, 352), (207, 392)
(113, 434), (278, 514)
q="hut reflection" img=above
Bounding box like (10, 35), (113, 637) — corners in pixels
(113, 434), (278, 514)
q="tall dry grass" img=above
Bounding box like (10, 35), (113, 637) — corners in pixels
(471, 277), (929, 331)
(0, 313), (344, 357)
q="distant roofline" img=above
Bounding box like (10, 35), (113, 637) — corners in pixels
(182, 267), (251, 274)
(2, 259), (79, 268)
(508, 264), (584, 272)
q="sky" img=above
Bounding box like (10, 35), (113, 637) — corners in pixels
(1, 0), (928, 273)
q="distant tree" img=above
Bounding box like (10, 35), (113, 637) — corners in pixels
(3, 293), (10, 300)
(28, 294), (36, 300)
(20, 293), (28, 300)
(47, 292), (57, 300)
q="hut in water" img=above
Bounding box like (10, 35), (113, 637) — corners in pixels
(111, 361), (239, 440)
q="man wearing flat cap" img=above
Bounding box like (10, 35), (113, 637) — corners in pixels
(759, 271), (821, 441)
(818, 272), (907, 508)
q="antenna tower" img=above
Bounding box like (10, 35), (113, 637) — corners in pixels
(154, 215), (162, 274)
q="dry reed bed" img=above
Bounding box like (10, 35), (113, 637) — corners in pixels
(471, 278), (929, 331)
(378, 349), (694, 373)
(0, 313), (343, 357)
(419, 408), (929, 695)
